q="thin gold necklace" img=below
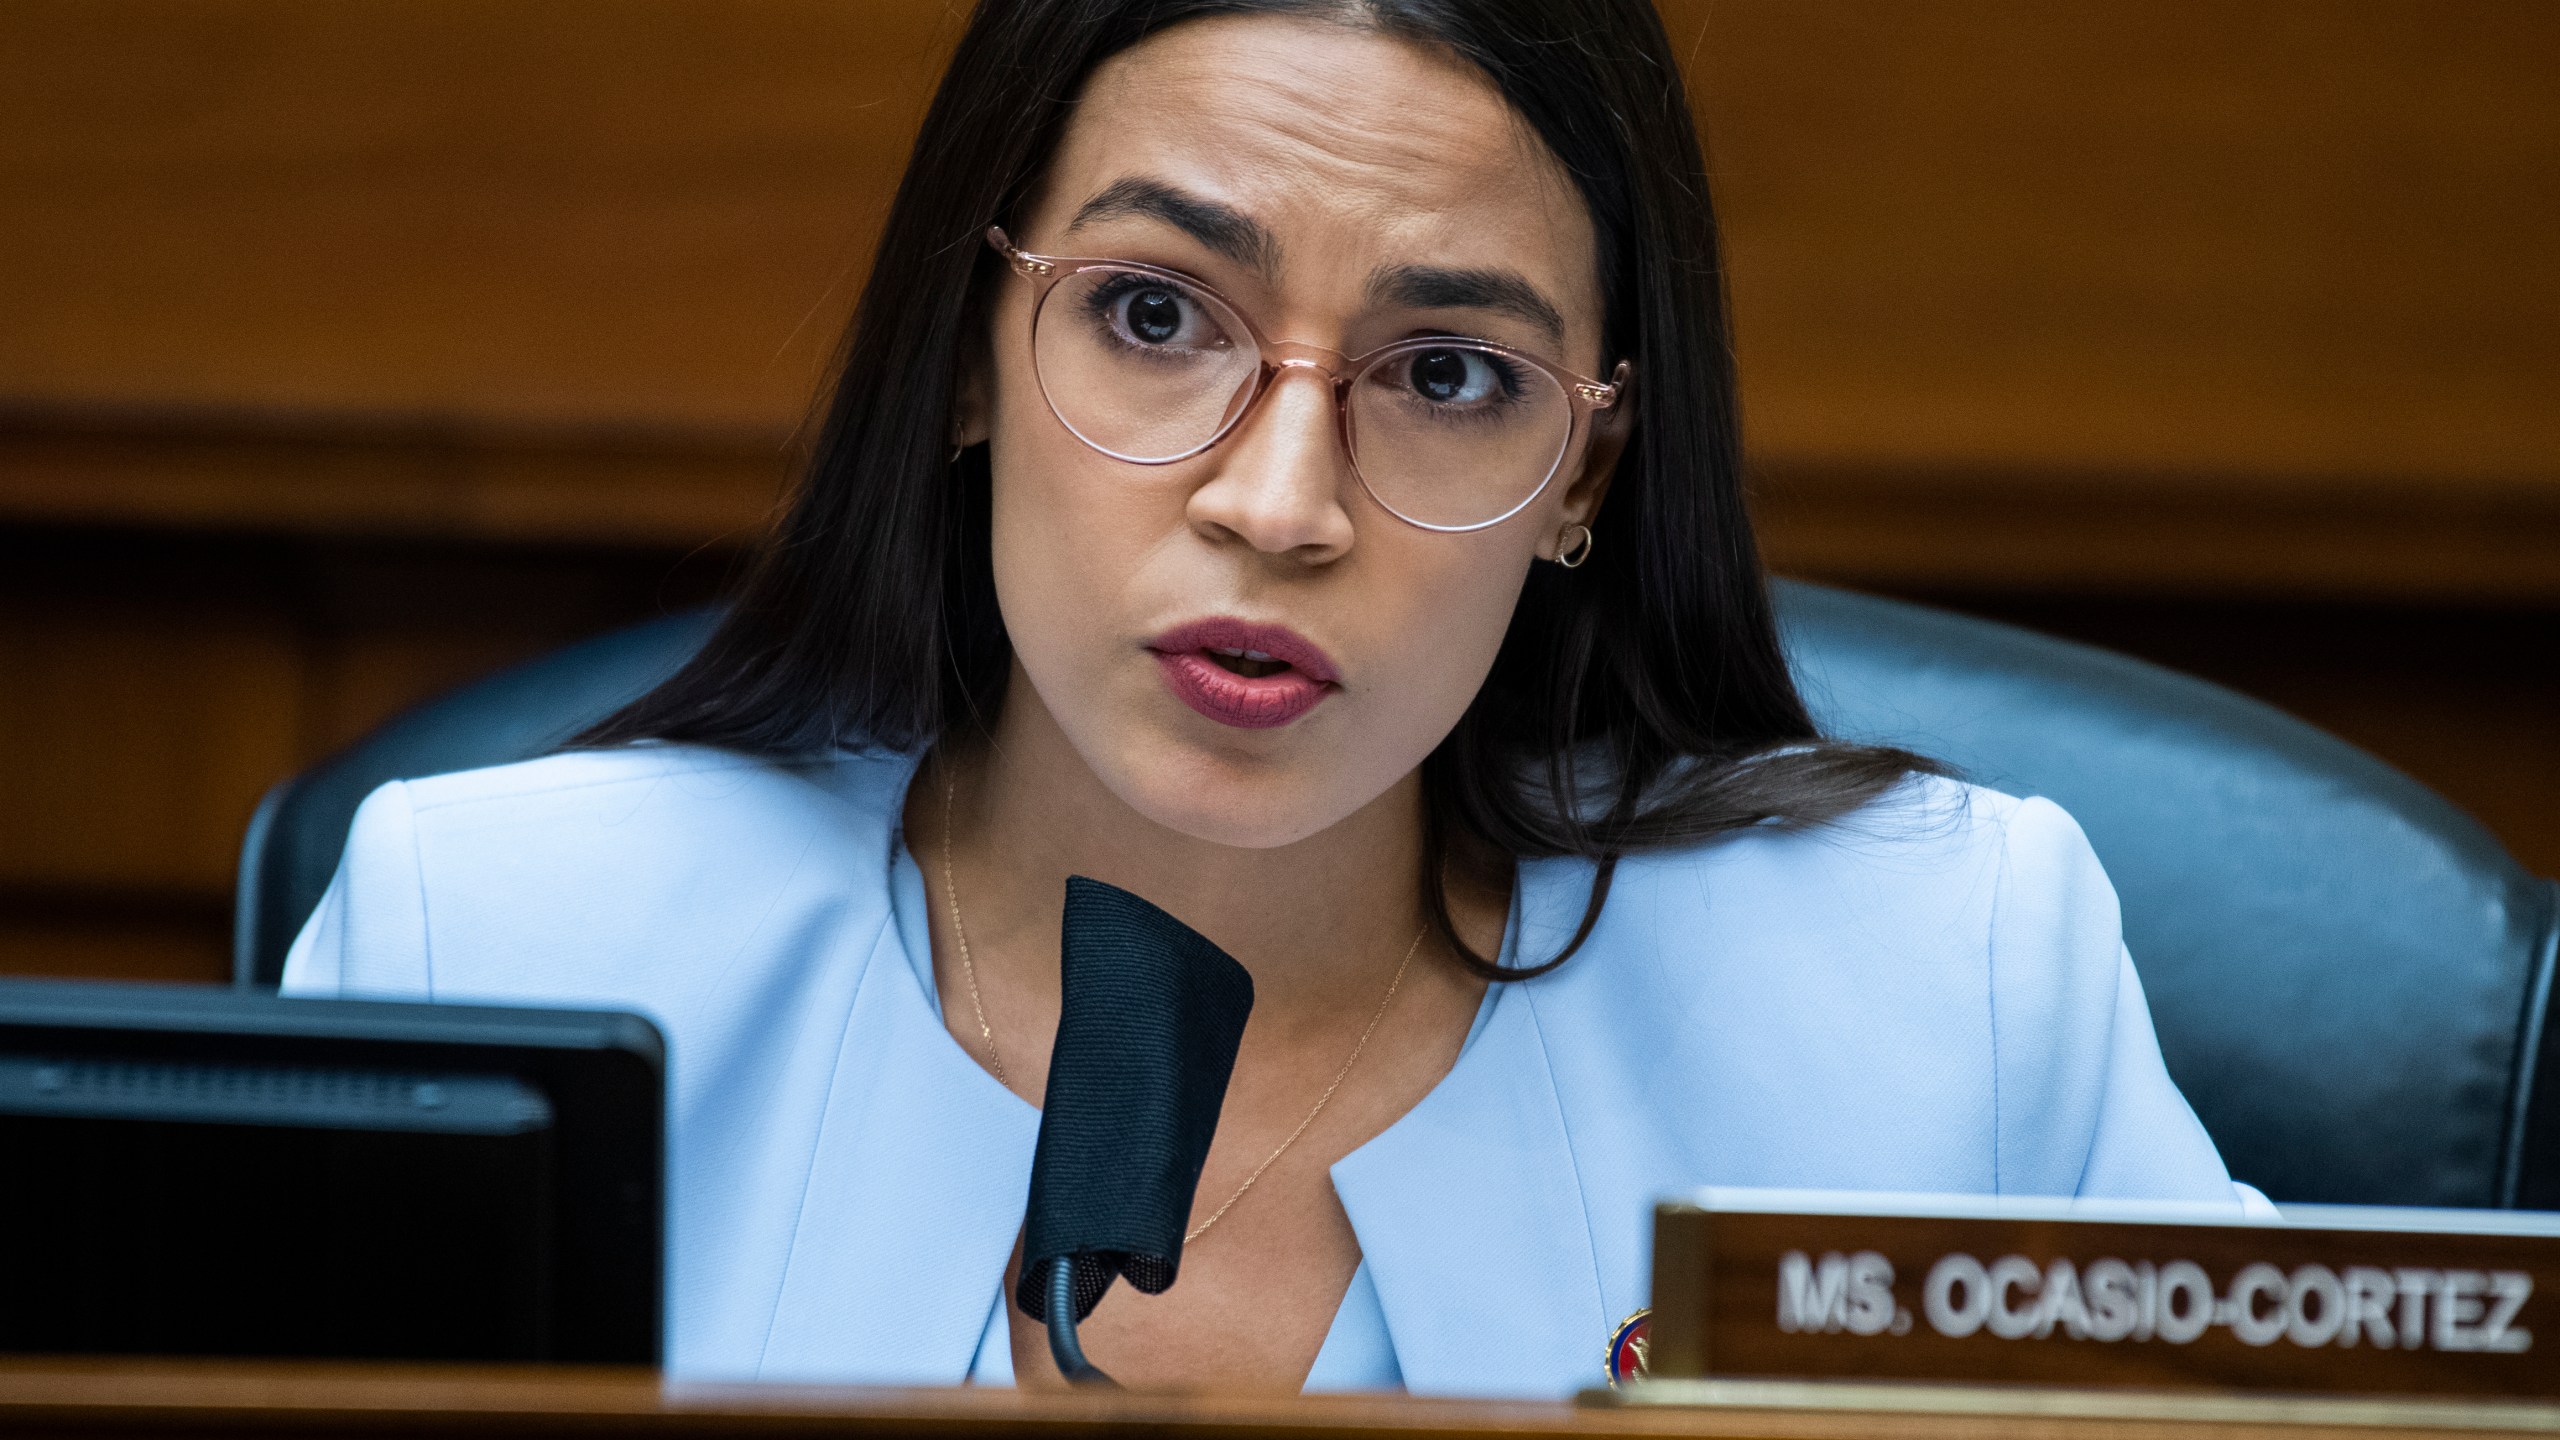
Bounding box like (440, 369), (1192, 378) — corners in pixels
(939, 772), (1424, 1244)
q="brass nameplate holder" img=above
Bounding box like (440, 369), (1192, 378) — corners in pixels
(1641, 1188), (2560, 1405)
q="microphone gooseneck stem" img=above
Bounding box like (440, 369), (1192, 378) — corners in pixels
(1046, 1261), (1117, 1387)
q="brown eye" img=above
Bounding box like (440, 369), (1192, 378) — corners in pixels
(1122, 288), (1184, 343)
(1409, 348), (1472, 402)
(1402, 345), (1511, 407)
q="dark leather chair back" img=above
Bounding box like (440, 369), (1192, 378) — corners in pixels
(230, 610), (724, 987)
(1775, 585), (2557, 1209)
(234, 584), (2560, 1207)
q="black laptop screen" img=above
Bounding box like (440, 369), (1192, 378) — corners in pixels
(0, 982), (661, 1365)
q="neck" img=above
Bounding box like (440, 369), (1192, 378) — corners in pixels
(931, 677), (1440, 1025)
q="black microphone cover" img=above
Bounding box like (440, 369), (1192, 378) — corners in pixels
(1016, 877), (1255, 1324)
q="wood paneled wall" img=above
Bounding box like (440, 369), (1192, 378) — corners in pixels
(1, 2), (2553, 983)
(1700, 5), (2560, 479)
(1693, 1), (2560, 601)
(6, 1), (2554, 587)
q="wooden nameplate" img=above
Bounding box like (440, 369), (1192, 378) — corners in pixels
(1640, 1188), (2560, 1402)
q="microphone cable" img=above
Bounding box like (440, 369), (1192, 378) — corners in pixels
(1047, 1261), (1115, 1386)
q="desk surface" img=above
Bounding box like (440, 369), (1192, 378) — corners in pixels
(2, 1361), (2557, 1440)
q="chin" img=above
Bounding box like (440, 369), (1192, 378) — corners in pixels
(1108, 739), (1356, 851)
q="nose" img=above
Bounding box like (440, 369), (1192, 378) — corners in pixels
(1183, 361), (1357, 563)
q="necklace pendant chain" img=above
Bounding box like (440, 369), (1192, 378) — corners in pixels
(1181, 922), (1422, 1245)
(938, 769), (1425, 1246)
(942, 773), (1008, 1088)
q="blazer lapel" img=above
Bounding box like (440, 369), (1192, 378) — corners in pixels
(751, 830), (1615, 1392)
(753, 845), (1040, 1383)
(1330, 964), (1611, 1397)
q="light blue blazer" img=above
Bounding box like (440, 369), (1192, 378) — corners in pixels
(282, 744), (2249, 1396)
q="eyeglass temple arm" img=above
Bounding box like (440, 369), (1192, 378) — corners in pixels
(987, 226), (1054, 279)
(1579, 362), (1633, 410)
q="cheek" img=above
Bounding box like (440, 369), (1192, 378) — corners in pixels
(985, 422), (1154, 657)
(1355, 541), (1530, 730)
(988, 331), (1107, 590)
(982, 379), (1203, 749)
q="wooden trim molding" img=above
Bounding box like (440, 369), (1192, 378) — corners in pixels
(0, 405), (790, 549)
(9, 404), (2560, 604)
(1755, 463), (2560, 605)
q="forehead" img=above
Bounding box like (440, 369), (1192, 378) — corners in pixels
(1038, 15), (1599, 325)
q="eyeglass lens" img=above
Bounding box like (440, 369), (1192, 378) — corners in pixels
(1030, 265), (1575, 530)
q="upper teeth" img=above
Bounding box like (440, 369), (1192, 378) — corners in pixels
(1211, 647), (1276, 661)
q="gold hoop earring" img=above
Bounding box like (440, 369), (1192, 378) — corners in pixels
(1554, 523), (1595, 569)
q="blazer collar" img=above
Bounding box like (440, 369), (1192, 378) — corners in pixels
(1329, 860), (1612, 1398)
(752, 805), (1039, 1383)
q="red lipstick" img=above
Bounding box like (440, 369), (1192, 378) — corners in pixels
(1147, 618), (1340, 730)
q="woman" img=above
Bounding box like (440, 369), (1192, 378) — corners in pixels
(284, 0), (2249, 1397)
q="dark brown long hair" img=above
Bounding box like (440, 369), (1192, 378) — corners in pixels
(580, 0), (1936, 977)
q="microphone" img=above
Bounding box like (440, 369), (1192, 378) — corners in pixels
(1015, 877), (1255, 1386)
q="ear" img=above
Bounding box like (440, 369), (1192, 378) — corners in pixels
(951, 348), (993, 450)
(1541, 361), (1635, 558)
(949, 293), (997, 450)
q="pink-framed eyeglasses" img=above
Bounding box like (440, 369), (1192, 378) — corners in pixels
(987, 227), (1626, 534)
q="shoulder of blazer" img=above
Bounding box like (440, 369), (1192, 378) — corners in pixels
(1555, 773), (2034, 951)
(392, 741), (916, 822)
(1516, 775), (2127, 1074)
(332, 744), (925, 1007)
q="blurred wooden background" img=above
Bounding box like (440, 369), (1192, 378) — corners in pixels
(1, 1), (2553, 983)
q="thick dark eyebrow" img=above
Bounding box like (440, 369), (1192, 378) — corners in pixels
(1366, 263), (1567, 348)
(1066, 178), (1278, 278)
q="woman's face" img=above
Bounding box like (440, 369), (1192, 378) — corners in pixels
(970, 14), (1626, 849)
